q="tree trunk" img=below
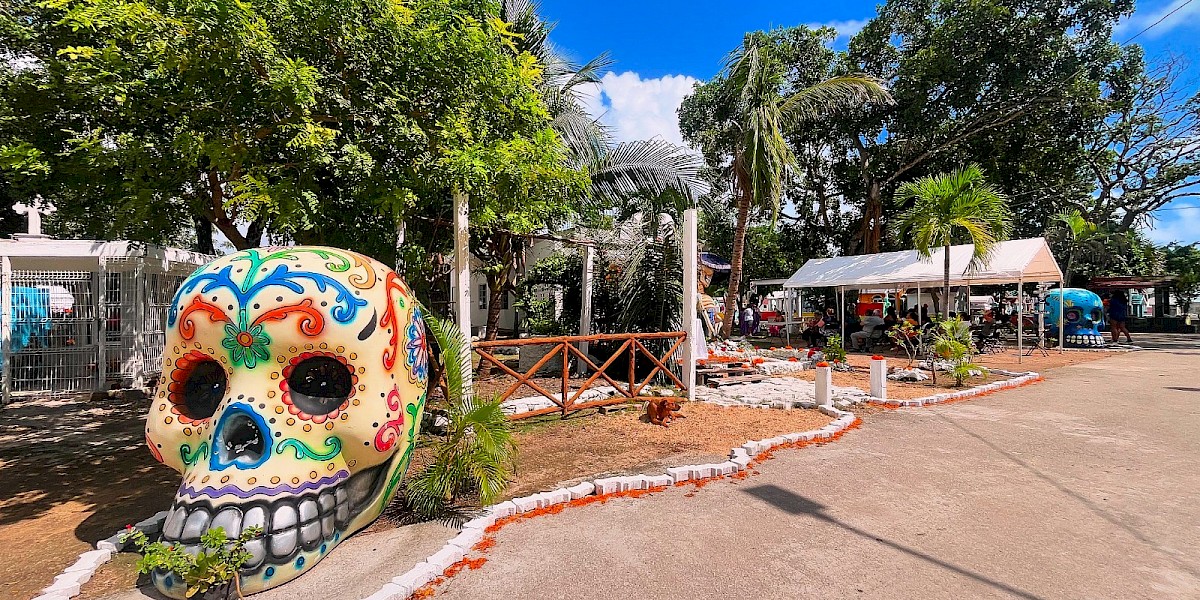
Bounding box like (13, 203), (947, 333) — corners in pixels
(721, 187), (753, 337)
(394, 218), (406, 272)
(859, 181), (884, 254)
(943, 243), (952, 319)
(193, 215), (214, 255)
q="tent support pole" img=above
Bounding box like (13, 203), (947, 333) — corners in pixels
(1017, 278), (1024, 364)
(785, 288), (792, 347)
(966, 282), (972, 360)
(839, 286), (845, 346)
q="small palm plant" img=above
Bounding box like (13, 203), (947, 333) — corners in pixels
(931, 318), (988, 387)
(401, 312), (516, 524)
(894, 164), (1013, 319)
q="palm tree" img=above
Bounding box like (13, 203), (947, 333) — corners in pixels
(718, 36), (892, 337)
(893, 164), (1013, 320)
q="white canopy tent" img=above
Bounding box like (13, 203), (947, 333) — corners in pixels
(780, 238), (1065, 361)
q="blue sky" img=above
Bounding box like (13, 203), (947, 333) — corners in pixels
(540, 0), (1200, 245)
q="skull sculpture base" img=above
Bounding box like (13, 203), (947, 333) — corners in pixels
(146, 247), (427, 596)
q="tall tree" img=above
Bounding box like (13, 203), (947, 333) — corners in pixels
(681, 29), (890, 336)
(1082, 54), (1200, 231)
(893, 164), (1013, 319)
(840, 0), (1132, 252)
(1163, 243), (1200, 316)
(1, 0), (581, 256)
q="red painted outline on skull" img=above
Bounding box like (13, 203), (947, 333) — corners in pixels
(279, 351), (357, 423)
(373, 384), (406, 452)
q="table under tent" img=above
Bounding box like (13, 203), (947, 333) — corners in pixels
(778, 238), (1066, 362)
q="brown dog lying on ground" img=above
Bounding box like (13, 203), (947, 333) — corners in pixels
(646, 397), (685, 427)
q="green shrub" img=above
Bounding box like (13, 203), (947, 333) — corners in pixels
(824, 335), (848, 364)
(120, 526), (261, 599)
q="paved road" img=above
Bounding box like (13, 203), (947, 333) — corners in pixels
(438, 336), (1200, 599)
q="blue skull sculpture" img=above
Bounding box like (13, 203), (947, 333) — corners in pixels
(1044, 288), (1106, 347)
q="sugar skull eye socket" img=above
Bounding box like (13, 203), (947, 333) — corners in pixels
(286, 356), (354, 415)
(1090, 308), (1103, 321)
(1065, 308), (1082, 323)
(182, 360), (226, 420)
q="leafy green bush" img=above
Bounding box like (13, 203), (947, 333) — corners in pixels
(121, 526), (261, 599)
(401, 312), (516, 524)
(932, 317), (988, 386)
(824, 335), (848, 364)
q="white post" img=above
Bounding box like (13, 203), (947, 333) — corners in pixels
(682, 208), (698, 401)
(394, 219), (406, 272)
(132, 257), (146, 387)
(1017, 279), (1024, 364)
(784, 288), (792, 347)
(577, 244), (594, 376)
(1, 256), (12, 406)
(839, 286), (845, 344)
(815, 362), (832, 406)
(870, 356), (887, 399)
(452, 188), (472, 343)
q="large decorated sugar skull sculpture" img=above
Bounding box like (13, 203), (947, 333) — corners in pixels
(146, 247), (427, 596)
(1045, 288), (1106, 347)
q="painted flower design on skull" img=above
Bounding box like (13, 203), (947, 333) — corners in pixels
(405, 307), (428, 385)
(222, 323), (271, 368)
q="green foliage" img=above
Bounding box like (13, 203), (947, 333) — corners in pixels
(1164, 243), (1200, 315)
(1, 0), (584, 254)
(680, 27), (890, 337)
(407, 313), (515, 523)
(121, 526), (261, 598)
(887, 321), (921, 367)
(823, 335), (848, 364)
(894, 165), (1013, 319)
(403, 395), (516, 523)
(931, 318), (987, 387)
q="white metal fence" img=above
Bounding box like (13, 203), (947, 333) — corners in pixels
(0, 241), (212, 406)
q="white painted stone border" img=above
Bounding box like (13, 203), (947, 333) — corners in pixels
(360, 405), (861, 600)
(33, 511), (167, 600)
(870, 371), (1042, 408)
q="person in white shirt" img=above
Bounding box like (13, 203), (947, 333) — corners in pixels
(851, 309), (885, 351)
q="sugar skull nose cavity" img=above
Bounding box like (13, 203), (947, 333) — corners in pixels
(213, 407), (270, 470)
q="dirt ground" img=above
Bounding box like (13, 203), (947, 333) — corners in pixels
(502, 403), (833, 498)
(0, 393), (177, 600)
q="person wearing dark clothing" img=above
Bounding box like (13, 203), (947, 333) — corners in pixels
(1108, 291), (1133, 344)
(883, 308), (899, 331)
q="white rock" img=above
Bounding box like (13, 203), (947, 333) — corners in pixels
(648, 474), (673, 488)
(425, 544), (467, 572)
(363, 583), (413, 600)
(491, 501), (517, 518)
(66, 549), (113, 573)
(511, 495), (539, 513)
(593, 477), (622, 495)
(448, 527), (486, 550)
(40, 580), (80, 597)
(567, 481), (595, 499)
(666, 466), (692, 484)
(391, 562), (438, 594)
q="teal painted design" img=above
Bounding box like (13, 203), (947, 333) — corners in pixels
(180, 441), (209, 466)
(381, 394), (424, 504)
(276, 436), (343, 461)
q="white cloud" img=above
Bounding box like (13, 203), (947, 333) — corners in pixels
(1144, 207), (1200, 244)
(585, 71), (699, 146)
(805, 19), (869, 45)
(1116, 0), (1200, 39)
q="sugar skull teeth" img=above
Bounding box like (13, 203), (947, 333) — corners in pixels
(145, 247), (427, 596)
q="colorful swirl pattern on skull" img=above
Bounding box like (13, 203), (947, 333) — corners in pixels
(145, 246), (426, 597)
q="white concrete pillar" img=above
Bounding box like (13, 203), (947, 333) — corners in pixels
(1, 256), (12, 406)
(452, 189), (472, 342)
(815, 363), (832, 406)
(870, 356), (887, 399)
(682, 208), (698, 401)
(576, 244), (594, 376)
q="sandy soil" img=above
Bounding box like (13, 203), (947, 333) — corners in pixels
(0, 393), (177, 600)
(503, 403), (833, 498)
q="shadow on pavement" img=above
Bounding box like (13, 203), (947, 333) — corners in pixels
(743, 484), (1046, 600)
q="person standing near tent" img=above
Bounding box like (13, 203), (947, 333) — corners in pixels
(1108, 290), (1133, 344)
